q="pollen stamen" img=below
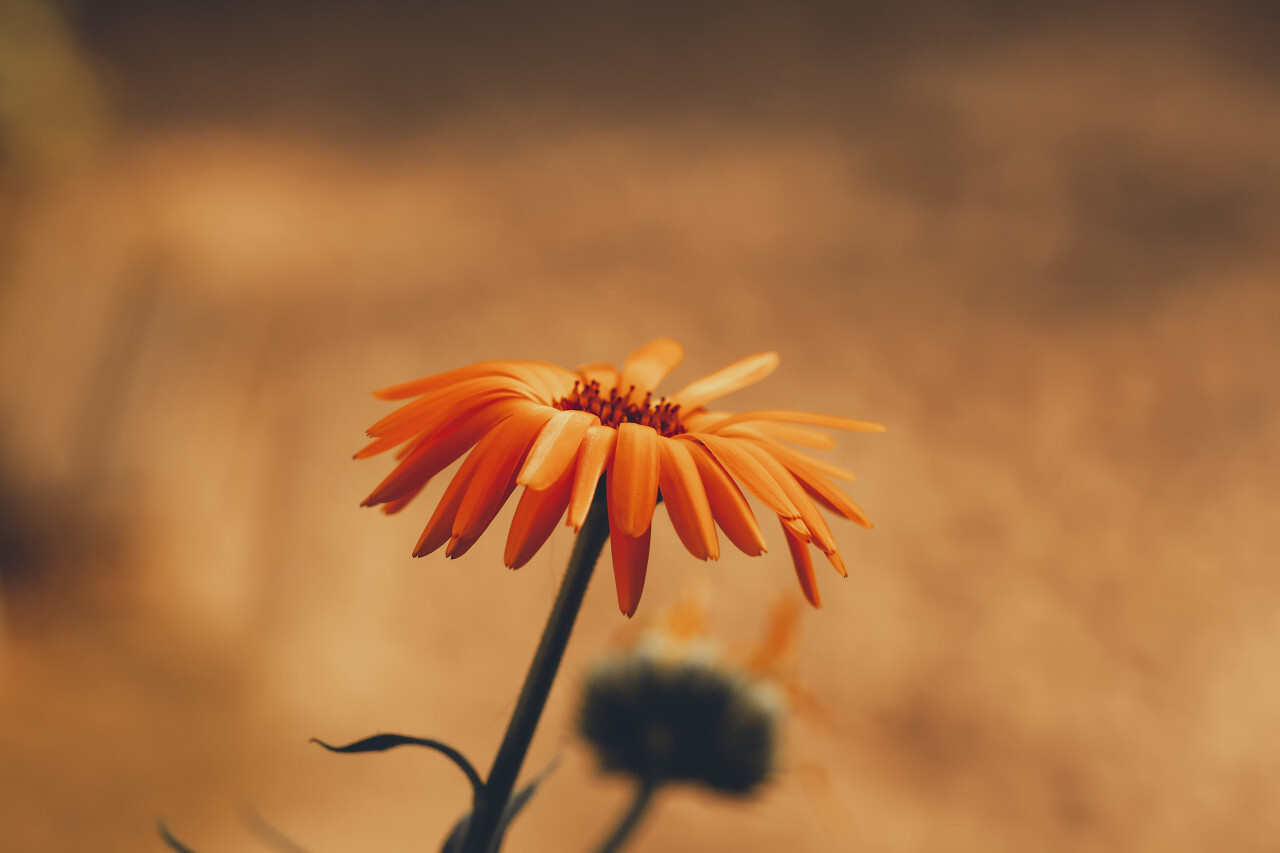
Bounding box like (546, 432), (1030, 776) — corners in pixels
(557, 380), (685, 437)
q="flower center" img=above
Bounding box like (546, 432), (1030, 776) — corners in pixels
(556, 380), (686, 437)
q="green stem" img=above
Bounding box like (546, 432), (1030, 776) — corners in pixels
(461, 483), (612, 853)
(593, 781), (659, 853)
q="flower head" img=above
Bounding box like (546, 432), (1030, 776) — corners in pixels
(576, 590), (801, 795)
(358, 338), (883, 616)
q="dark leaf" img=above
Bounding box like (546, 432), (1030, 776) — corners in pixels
(241, 806), (310, 853)
(311, 733), (484, 797)
(440, 812), (471, 853)
(157, 818), (199, 853)
(440, 755), (560, 853)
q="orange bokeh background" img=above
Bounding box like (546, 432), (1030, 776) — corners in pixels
(2, 2), (1278, 851)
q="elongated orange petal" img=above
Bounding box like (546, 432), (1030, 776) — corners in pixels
(656, 437), (718, 561)
(609, 508), (652, 618)
(356, 390), (511, 459)
(782, 520), (822, 608)
(738, 442), (838, 556)
(504, 363), (579, 403)
(362, 397), (527, 506)
(618, 338), (685, 396)
(374, 362), (507, 401)
(576, 362), (619, 389)
(366, 375), (534, 441)
(724, 420), (837, 450)
(781, 514), (812, 543)
(681, 438), (767, 556)
(744, 597), (801, 676)
(669, 351), (779, 411)
(374, 360), (576, 401)
(504, 462), (577, 569)
(788, 527), (847, 580)
(680, 411), (729, 432)
(382, 482), (428, 515)
(610, 423), (661, 538)
(756, 438), (873, 529)
(355, 432), (413, 461)
(518, 410), (598, 490)
(726, 430), (857, 481)
(709, 409), (887, 434)
(566, 425), (617, 530)
(452, 406), (557, 544)
(414, 427), (503, 556)
(693, 433), (799, 519)
(808, 487), (872, 529)
(447, 476), (520, 559)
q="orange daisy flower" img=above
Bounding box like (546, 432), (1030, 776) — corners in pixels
(358, 338), (884, 616)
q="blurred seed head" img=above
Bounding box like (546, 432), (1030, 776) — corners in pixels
(576, 589), (798, 796)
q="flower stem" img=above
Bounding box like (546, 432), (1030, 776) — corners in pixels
(593, 781), (659, 853)
(461, 483), (612, 853)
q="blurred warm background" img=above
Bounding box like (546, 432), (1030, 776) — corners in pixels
(2, 1), (1278, 850)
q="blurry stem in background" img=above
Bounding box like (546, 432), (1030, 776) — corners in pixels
(593, 780), (659, 853)
(461, 480), (612, 853)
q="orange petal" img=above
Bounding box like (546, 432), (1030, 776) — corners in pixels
(669, 351), (779, 411)
(709, 409), (887, 434)
(362, 397), (526, 506)
(618, 338), (685, 396)
(446, 476), (520, 559)
(681, 438), (767, 556)
(414, 427), (503, 557)
(744, 597), (801, 676)
(781, 514), (812, 543)
(382, 481), (428, 515)
(680, 410), (730, 432)
(694, 433), (799, 519)
(374, 360), (576, 402)
(518, 410), (598, 490)
(576, 361), (619, 389)
(738, 442), (838, 556)
(724, 420), (837, 450)
(452, 406), (558, 544)
(355, 432), (410, 461)
(656, 437), (719, 561)
(726, 430), (857, 482)
(808, 488), (872, 529)
(782, 520), (822, 608)
(610, 423), (661, 538)
(373, 362), (506, 400)
(566, 425), (617, 530)
(507, 363), (579, 402)
(362, 426), (482, 507)
(365, 375), (534, 441)
(609, 507), (652, 618)
(761, 440), (873, 529)
(504, 462), (577, 569)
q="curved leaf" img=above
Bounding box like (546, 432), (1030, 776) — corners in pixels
(311, 734), (485, 798)
(441, 755), (560, 853)
(157, 818), (199, 853)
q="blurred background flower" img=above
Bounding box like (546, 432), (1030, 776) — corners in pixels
(578, 590), (787, 797)
(576, 591), (794, 850)
(1, 1), (1278, 851)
